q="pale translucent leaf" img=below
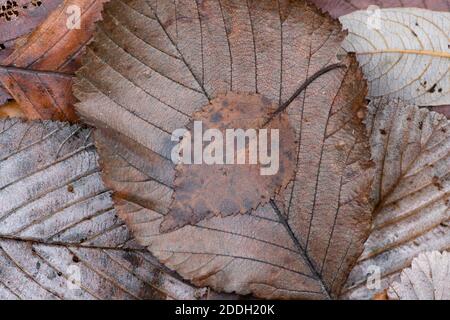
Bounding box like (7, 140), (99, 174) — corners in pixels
(340, 8), (450, 106)
(388, 251), (450, 300)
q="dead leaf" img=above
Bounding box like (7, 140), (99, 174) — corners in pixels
(0, 0), (107, 121)
(310, 0), (450, 18)
(0, 0), (63, 61)
(0, 84), (11, 105)
(0, 100), (24, 118)
(75, 0), (374, 299)
(343, 99), (449, 300)
(0, 118), (219, 300)
(387, 251), (450, 300)
(340, 8), (449, 109)
(163, 92), (297, 232)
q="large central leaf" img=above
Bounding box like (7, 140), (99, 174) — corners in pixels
(74, 0), (374, 299)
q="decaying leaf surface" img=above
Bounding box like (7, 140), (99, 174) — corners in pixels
(75, 0), (374, 299)
(0, 84), (11, 105)
(310, 0), (450, 19)
(0, 0), (107, 121)
(387, 251), (450, 300)
(0, 0), (63, 60)
(163, 92), (297, 232)
(0, 118), (215, 300)
(343, 99), (449, 300)
(340, 8), (450, 108)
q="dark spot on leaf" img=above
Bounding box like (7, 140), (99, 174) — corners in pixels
(427, 84), (437, 93)
(432, 176), (443, 191)
(379, 129), (387, 135)
(67, 184), (74, 193)
(72, 255), (80, 263)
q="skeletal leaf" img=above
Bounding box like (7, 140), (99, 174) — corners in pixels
(310, 0), (450, 19)
(339, 8), (450, 108)
(0, 0), (108, 121)
(75, 0), (374, 299)
(388, 251), (450, 300)
(0, 118), (214, 300)
(343, 99), (449, 300)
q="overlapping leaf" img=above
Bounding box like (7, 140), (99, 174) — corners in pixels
(388, 251), (450, 300)
(75, 0), (374, 299)
(0, 0), (107, 121)
(340, 8), (449, 113)
(343, 99), (449, 299)
(310, 0), (450, 18)
(0, 118), (215, 300)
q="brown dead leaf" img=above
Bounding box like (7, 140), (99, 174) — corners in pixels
(0, 118), (223, 300)
(343, 99), (449, 300)
(0, 99), (24, 118)
(0, 0), (107, 121)
(0, 83), (11, 105)
(75, 0), (374, 299)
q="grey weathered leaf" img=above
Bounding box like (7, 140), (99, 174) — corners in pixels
(75, 0), (374, 299)
(0, 118), (213, 300)
(343, 99), (450, 300)
(340, 8), (450, 107)
(310, 0), (450, 19)
(388, 251), (450, 300)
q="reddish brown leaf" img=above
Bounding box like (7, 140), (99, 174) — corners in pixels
(0, 0), (63, 60)
(310, 0), (450, 18)
(75, 0), (374, 299)
(0, 0), (107, 121)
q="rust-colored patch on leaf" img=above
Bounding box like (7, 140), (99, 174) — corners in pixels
(161, 92), (297, 232)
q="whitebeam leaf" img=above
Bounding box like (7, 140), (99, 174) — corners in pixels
(343, 99), (450, 300)
(388, 251), (450, 300)
(340, 8), (450, 107)
(0, 119), (212, 300)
